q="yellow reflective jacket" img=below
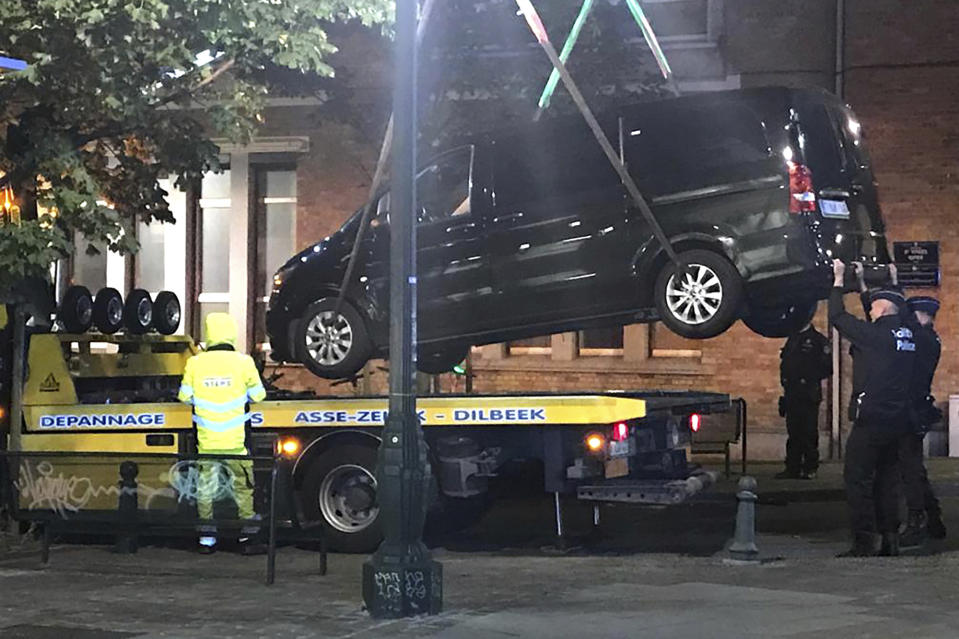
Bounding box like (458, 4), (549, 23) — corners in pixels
(177, 314), (266, 452)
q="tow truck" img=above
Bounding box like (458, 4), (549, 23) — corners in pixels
(2, 315), (732, 552)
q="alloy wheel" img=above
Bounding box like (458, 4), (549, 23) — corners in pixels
(305, 310), (354, 366)
(665, 263), (724, 325)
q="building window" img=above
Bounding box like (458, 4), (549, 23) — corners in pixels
(197, 169), (231, 341)
(136, 216), (166, 293)
(650, 322), (702, 358)
(72, 238), (108, 292)
(253, 167), (297, 351)
(578, 327), (624, 357)
(508, 335), (551, 356)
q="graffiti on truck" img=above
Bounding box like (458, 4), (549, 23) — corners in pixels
(16, 461), (171, 517)
(15, 459), (248, 518)
(166, 460), (244, 505)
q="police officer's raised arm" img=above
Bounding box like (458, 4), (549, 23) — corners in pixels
(829, 260), (874, 346)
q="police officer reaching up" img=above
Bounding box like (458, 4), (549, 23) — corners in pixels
(830, 260), (916, 557)
(777, 315), (832, 480)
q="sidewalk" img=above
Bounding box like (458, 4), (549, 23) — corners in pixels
(1, 460), (958, 638)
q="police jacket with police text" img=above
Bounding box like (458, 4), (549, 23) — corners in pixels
(780, 325), (832, 404)
(829, 287), (916, 431)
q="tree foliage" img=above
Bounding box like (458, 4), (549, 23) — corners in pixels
(0, 0), (390, 290)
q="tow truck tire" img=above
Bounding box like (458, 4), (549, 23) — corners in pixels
(60, 286), (94, 333)
(92, 288), (124, 334)
(153, 291), (181, 335)
(301, 445), (382, 553)
(123, 289), (153, 334)
(654, 249), (743, 339)
(294, 299), (372, 380)
(742, 300), (818, 338)
(417, 344), (469, 375)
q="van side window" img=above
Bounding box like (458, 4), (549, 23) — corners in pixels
(492, 125), (620, 209)
(416, 146), (473, 225)
(626, 102), (770, 195)
(799, 104), (845, 177)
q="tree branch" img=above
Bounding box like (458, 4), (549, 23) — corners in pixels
(152, 56), (236, 109)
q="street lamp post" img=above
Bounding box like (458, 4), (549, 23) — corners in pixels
(361, 0), (442, 619)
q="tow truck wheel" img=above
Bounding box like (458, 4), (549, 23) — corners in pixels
(92, 287), (124, 334)
(417, 344), (469, 375)
(153, 291), (181, 335)
(742, 300), (818, 338)
(123, 288), (153, 334)
(59, 285), (94, 333)
(654, 249), (743, 339)
(294, 299), (372, 380)
(301, 445), (382, 553)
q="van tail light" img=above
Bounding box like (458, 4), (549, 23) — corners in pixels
(612, 421), (629, 442)
(689, 414), (701, 433)
(788, 161), (816, 214)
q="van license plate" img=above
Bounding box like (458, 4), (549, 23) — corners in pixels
(820, 199), (850, 219)
(609, 440), (631, 458)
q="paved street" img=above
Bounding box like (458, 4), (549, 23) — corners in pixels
(3, 460), (959, 638)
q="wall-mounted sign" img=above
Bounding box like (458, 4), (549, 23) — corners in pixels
(894, 241), (940, 288)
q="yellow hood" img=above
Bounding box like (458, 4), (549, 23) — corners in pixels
(204, 312), (238, 348)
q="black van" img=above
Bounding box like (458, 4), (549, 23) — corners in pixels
(267, 87), (889, 379)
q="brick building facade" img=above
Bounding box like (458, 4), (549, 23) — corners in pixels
(85, 1), (956, 461)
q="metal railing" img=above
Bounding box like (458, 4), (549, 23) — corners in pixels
(0, 450), (326, 585)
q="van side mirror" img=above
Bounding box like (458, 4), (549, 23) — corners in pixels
(375, 193), (390, 224)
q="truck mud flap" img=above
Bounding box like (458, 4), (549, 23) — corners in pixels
(576, 470), (719, 505)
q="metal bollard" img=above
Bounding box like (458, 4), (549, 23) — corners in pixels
(729, 475), (759, 560)
(114, 461), (139, 554)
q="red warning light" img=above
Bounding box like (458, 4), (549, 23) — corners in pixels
(690, 414), (701, 432)
(612, 421), (629, 441)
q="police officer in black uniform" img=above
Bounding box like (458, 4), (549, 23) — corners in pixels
(777, 317), (832, 479)
(830, 260), (916, 557)
(899, 295), (945, 545)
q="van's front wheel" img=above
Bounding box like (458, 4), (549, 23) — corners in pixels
(654, 250), (743, 339)
(294, 299), (372, 379)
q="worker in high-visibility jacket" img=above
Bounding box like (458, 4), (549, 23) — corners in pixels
(178, 313), (266, 553)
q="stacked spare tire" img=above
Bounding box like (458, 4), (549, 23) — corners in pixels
(59, 286), (181, 335)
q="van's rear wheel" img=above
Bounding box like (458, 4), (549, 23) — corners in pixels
(742, 301), (818, 338)
(417, 344), (468, 375)
(654, 250), (743, 339)
(301, 445), (381, 553)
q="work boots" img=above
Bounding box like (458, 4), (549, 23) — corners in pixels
(927, 512), (947, 540)
(836, 533), (877, 558)
(900, 511), (927, 549)
(878, 532), (900, 557)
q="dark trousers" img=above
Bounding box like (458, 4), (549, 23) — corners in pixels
(844, 425), (902, 535)
(899, 433), (941, 518)
(785, 400), (820, 474)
